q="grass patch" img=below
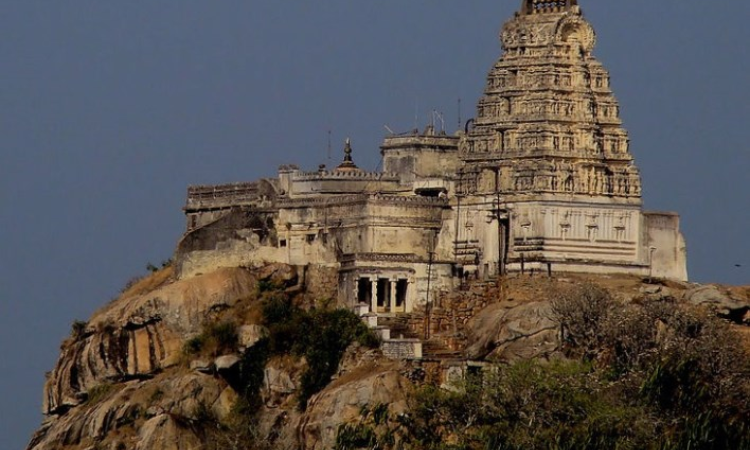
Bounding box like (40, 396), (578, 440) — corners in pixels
(119, 266), (174, 299)
(86, 382), (116, 406)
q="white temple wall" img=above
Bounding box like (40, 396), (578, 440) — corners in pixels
(643, 212), (689, 281)
(508, 201), (642, 264)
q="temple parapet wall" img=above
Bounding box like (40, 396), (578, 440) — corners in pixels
(381, 134), (459, 149)
(186, 182), (258, 204)
(185, 179), (280, 213)
(292, 171), (400, 181)
(277, 194), (448, 209)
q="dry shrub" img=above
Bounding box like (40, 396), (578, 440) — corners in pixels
(550, 282), (617, 359)
(549, 282), (750, 448)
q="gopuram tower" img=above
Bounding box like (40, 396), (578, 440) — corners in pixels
(456, 0), (688, 280)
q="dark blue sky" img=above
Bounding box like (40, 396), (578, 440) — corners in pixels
(1, 1), (748, 447)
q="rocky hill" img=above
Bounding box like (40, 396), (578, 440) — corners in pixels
(26, 262), (750, 450)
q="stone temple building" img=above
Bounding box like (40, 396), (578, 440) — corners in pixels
(176, 0), (688, 315)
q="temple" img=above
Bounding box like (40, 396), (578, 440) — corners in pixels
(176, 0), (688, 315)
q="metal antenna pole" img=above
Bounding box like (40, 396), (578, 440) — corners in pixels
(327, 129), (332, 162)
(425, 230), (435, 341)
(458, 98), (462, 132)
(414, 99), (419, 132)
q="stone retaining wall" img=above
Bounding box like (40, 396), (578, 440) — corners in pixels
(382, 339), (423, 360)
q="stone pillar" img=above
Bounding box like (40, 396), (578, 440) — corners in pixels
(371, 277), (378, 314)
(406, 280), (413, 313)
(389, 280), (397, 313)
(285, 229), (291, 264)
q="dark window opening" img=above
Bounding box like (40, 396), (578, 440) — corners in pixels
(357, 278), (372, 305)
(396, 279), (408, 309)
(279, 239), (287, 248)
(415, 188), (446, 198)
(377, 278), (391, 311)
(306, 234), (316, 244)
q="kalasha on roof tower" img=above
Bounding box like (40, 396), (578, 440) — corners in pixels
(177, 0), (688, 317)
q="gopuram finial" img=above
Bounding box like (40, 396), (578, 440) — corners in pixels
(521, 0), (578, 15)
(343, 138), (353, 163)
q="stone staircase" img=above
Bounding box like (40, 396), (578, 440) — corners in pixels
(360, 278), (507, 362)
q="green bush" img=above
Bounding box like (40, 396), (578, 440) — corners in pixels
(257, 278), (281, 295)
(548, 284), (750, 450)
(232, 338), (270, 413)
(335, 423), (378, 450)
(262, 295), (296, 327)
(297, 309), (381, 408)
(335, 404), (398, 450)
(404, 360), (658, 450)
(183, 321), (239, 357)
(259, 295), (380, 410)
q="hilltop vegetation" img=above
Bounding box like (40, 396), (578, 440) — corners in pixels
(341, 284), (750, 450)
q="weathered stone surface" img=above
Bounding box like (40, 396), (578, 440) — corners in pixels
(212, 387), (239, 420)
(640, 285), (662, 295)
(465, 301), (560, 362)
(238, 324), (269, 349)
(686, 285), (750, 319)
(299, 368), (411, 450)
(214, 354), (241, 372)
(155, 373), (227, 419)
(264, 367), (296, 396)
(189, 359), (212, 373)
(136, 415), (202, 450)
(256, 263), (298, 286)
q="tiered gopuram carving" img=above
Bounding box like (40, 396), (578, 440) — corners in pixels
(461, 0), (641, 201)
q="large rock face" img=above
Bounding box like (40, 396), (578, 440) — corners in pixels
(43, 267), (260, 415)
(300, 367), (411, 450)
(465, 300), (561, 362)
(27, 263), (413, 450)
(685, 285), (750, 322)
(29, 373), (228, 450)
